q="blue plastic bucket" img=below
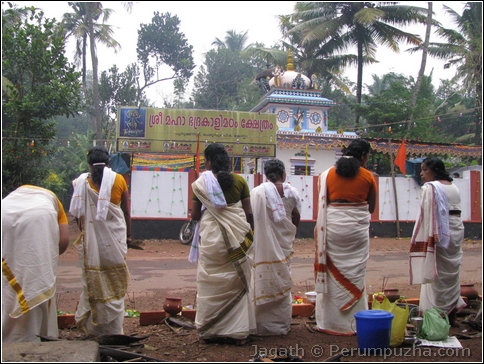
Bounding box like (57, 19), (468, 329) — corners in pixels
(354, 310), (394, 351)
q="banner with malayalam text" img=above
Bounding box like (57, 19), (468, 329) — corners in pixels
(116, 107), (277, 157)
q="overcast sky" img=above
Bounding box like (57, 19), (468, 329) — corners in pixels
(11, 1), (465, 106)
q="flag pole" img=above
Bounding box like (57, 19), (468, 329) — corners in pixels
(195, 133), (200, 177)
(390, 139), (401, 239)
(305, 144), (308, 175)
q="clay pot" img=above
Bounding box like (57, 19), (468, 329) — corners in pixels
(460, 284), (479, 300)
(163, 297), (183, 316)
(383, 288), (401, 302)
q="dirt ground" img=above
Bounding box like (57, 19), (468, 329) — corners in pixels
(55, 222), (482, 362)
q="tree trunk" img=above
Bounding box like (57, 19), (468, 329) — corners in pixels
(82, 34), (87, 89)
(354, 39), (364, 127)
(87, 3), (103, 144)
(474, 79), (482, 146)
(408, 2), (432, 130)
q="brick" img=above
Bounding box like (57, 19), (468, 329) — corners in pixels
(57, 314), (76, 329)
(292, 303), (315, 317)
(140, 305), (316, 325)
(139, 311), (166, 326)
(181, 309), (196, 321)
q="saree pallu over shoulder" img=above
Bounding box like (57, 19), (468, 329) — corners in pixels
(314, 169), (330, 294)
(192, 177), (253, 259)
(251, 184), (295, 306)
(409, 182), (465, 314)
(409, 183), (443, 285)
(251, 183), (296, 336)
(192, 175), (255, 338)
(72, 176), (129, 332)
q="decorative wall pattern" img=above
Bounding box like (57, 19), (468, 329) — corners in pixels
(130, 169), (480, 222)
(131, 170), (189, 218)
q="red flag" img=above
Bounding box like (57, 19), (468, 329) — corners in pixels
(394, 140), (406, 175)
(195, 133), (200, 175)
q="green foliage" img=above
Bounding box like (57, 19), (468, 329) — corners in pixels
(212, 29), (253, 52)
(54, 113), (90, 142)
(137, 12), (195, 86)
(373, 153), (393, 176)
(191, 29), (268, 110)
(286, 2), (430, 124)
(61, 2), (122, 141)
(192, 47), (259, 110)
(433, 79), (479, 144)
(352, 73), (453, 142)
(62, 2), (120, 88)
(43, 131), (96, 208)
(2, 6), (82, 197)
(58, 132), (95, 175)
(233, 78), (265, 112)
(43, 170), (68, 198)
(407, 2), (482, 145)
(320, 81), (356, 129)
(98, 64), (151, 144)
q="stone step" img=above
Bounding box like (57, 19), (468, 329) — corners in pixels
(2, 341), (99, 362)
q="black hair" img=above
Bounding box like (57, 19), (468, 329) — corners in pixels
(87, 146), (110, 185)
(422, 157), (453, 182)
(204, 143), (234, 191)
(335, 139), (371, 178)
(264, 159), (285, 182)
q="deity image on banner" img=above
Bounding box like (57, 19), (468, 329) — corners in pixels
(120, 109), (146, 137)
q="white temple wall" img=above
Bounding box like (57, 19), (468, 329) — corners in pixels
(130, 169), (479, 223)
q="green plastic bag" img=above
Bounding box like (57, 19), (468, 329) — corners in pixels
(421, 308), (450, 341)
(372, 295), (409, 347)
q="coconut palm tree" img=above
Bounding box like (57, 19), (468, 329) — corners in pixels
(408, 2), (433, 130)
(62, 2), (121, 142)
(365, 74), (391, 96)
(1, 3), (38, 29)
(62, 3), (120, 90)
(285, 2), (430, 126)
(242, 13), (353, 95)
(212, 30), (253, 52)
(408, 2), (482, 145)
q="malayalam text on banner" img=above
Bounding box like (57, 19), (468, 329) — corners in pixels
(116, 107), (277, 157)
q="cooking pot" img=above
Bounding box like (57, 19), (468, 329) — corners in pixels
(396, 303), (420, 323)
(404, 330), (418, 345)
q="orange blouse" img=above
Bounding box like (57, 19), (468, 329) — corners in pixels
(326, 166), (377, 202)
(87, 173), (128, 205)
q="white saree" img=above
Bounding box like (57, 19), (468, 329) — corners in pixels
(409, 182), (466, 314)
(2, 186), (61, 342)
(192, 172), (256, 340)
(70, 170), (129, 335)
(251, 182), (299, 336)
(314, 170), (369, 335)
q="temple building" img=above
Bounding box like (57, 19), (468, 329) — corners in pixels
(247, 51), (358, 176)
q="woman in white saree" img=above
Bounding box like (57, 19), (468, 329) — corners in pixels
(251, 159), (301, 336)
(409, 157), (466, 325)
(190, 143), (255, 345)
(2, 185), (69, 342)
(70, 146), (131, 336)
(314, 139), (377, 335)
